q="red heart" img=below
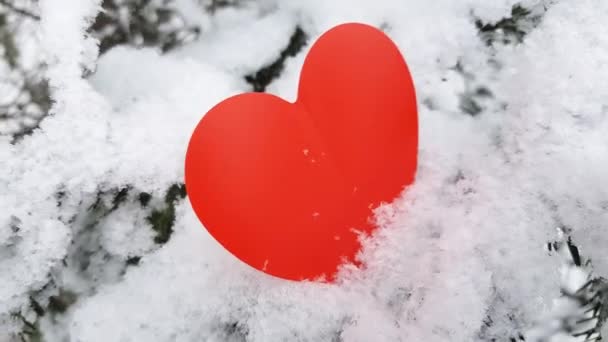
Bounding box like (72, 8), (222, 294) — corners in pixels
(185, 23), (417, 281)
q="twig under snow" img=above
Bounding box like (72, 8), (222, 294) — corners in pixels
(0, 0), (40, 20)
(527, 229), (607, 342)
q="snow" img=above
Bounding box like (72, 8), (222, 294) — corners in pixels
(176, 8), (298, 76)
(1, 0), (607, 341)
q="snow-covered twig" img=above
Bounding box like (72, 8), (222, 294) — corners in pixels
(0, 0), (39, 20)
(528, 230), (607, 342)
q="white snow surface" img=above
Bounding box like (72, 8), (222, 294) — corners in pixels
(1, 0), (607, 341)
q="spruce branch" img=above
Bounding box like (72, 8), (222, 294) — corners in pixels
(528, 229), (607, 342)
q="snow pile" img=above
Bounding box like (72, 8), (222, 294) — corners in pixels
(1, 0), (607, 341)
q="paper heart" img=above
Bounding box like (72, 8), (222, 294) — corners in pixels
(185, 23), (418, 281)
